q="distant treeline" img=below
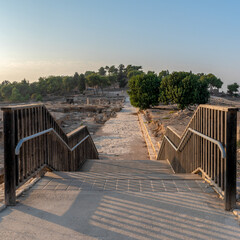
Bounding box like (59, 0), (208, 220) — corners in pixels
(0, 64), (142, 102)
(1, 64), (239, 107)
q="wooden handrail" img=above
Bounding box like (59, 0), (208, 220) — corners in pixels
(157, 105), (237, 210)
(2, 104), (99, 206)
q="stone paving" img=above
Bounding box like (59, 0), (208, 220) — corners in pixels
(0, 158), (239, 240)
(31, 160), (214, 194)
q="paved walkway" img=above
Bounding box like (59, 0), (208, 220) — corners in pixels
(0, 159), (239, 240)
(0, 99), (239, 239)
(93, 97), (149, 160)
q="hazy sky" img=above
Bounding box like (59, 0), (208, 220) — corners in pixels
(0, 0), (240, 89)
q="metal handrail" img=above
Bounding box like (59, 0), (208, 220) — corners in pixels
(15, 128), (90, 155)
(162, 127), (226, 158)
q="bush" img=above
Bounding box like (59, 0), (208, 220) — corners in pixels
(227, 82), (239, 96)
(159, 71), (209, 109)
(10, 87), (24, 102)
(128, 72), (161, 109)
(31, 93), (43, 101)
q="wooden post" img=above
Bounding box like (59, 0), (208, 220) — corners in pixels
(225, 109), (237, 210)
(4, 109), (16, 205)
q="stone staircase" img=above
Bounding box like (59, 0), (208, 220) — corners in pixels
(31, 159), (213, 194)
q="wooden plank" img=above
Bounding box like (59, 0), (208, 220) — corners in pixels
(204, 108), (207, 173)
(1, 103), (43, 111)
(198, 105), (238, 111)
(14, 110), (19, 187)
(225, 110), (237, 210)
(19, 109), (24, 183)
(210, 109), (214, 179)
(217, 110), (221, 186)
(200, 107), (203, 169)
(39, 107), (43, 166)
(221, 111), (225, 191)
(207, 108), (210, 176)
(26, 108), (30, 176)
(36, 107), (41, 167)
(213, 109), (217, 183)
(23, 109), (27, 179)
(4, 109), (16, 205)
(32, 107), (36, 169)
(29, 108), (33, 173)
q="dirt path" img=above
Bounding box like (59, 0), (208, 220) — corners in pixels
(93, 97), (149, 160)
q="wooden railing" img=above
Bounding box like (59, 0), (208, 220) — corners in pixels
(2, 104), (98, 205)
(157, 105), (238, 210)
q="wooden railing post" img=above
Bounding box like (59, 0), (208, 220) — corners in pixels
(1, 103), (98, 200)
(3, 109), (16, 205)
(225, 109), (237, 210)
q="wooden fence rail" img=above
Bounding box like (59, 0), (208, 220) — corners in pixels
(2, 104), (98, 205)
(157, 105), (238, 210)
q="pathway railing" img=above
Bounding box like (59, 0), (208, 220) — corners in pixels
(157, 105), (238, 210)
(2, 104), (98, 205)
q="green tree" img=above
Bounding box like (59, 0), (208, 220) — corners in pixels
(0, 82), (13, 100)
(46, 76), (63, 94)
(128, 72), (161, 109)
(117, 64), (127, 88)
(108, 75), (117, 86)
(85, 71), (95, 77)
(105, 66), (110, 75)
(201, 73), (223, 90)
(78, 74), (86, 92)
(86, 73), (101, 94)
(159, 70), (169, 79)
(72, 72), (80, 88)
(30, 82), (40, 96)
(31, 93), (43, 101)
(159, 71), (209, 109)
(108, 65), (118, 75)
(127, 70), (143, 79)
(16, 79), (30, 99)
(99, 76), (110, 93)
(98, 67), (106, 76)
(126, 65), (142, 73)
(62, 76), (76, 92)
(227, 82), (239, 96)
(10, 87), (24, 102)
(194, 78), (210, 104)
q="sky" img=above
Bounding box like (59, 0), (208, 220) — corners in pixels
(0, 0), (240, 89)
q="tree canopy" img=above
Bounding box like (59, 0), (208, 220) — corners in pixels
(227, 82), (239, 96)
(200, 73), (223, 90)
(159, 71), (209, 109)
(128, 72), (161, 109)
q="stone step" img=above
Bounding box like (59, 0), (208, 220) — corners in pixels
(80, 159), (174, 174)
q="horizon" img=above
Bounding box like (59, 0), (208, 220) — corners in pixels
(1, 0), (240, 90)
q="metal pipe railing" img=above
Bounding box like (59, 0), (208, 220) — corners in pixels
(162, 127), (226, 158)
(15, 128), (90, 155)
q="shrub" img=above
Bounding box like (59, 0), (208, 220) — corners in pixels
(159, 71), (209, 109)
(31, 93), (43, 101)
(128, 72), (161, 109)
